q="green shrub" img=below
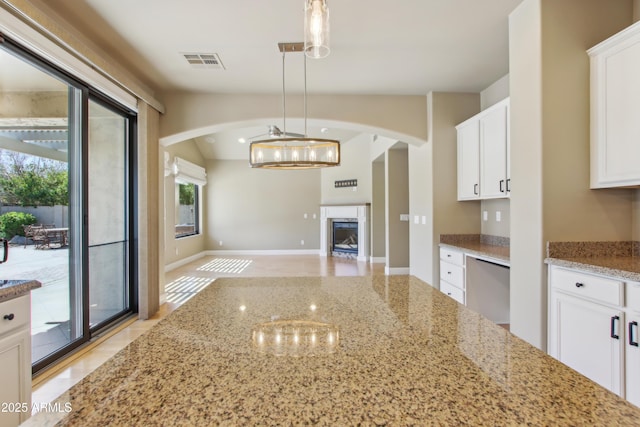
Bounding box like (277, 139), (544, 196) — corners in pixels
(0, 211), (37, 239)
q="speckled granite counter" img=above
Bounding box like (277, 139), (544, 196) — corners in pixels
(545, 241), (640, 282)
(24, 276), (640, 426)
(0, 279), (41, 302)
(440, 234), (510, 264)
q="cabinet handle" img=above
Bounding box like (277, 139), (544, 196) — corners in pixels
(575, 282), (584, 288)
(3, 313), (14, 321)
(630, 321), (639, 347)
(500, 180), (505, 193)
(506, 178), (511, 192)
(473, 184), (479, 195)
(447, 271), (451, 275)
(611, 316), (620, 340)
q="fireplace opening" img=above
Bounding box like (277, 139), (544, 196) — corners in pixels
(332, 221), (358, 254)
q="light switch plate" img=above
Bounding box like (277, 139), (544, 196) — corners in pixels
(414, 216), (420, 224)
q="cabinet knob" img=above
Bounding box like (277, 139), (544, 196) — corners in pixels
(575, 282), (584, 288)
(447, 293), (452, 296)
(3, 313), (14, 321)
(447, 271), (451, 275)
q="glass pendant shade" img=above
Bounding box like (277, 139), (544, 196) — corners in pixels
(304, 0), (330, 59)
(250, 138), (340, 169)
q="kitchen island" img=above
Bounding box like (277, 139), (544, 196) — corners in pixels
(25, 275), (640, 426)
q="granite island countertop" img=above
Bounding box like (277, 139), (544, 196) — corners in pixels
(0, 279), (41, 302)
(440, 234), (510, 264)
(24, 275), (640, 426)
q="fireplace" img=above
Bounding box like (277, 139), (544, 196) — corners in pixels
(332, 221), (358, 254)
(320, 204), (370, 262)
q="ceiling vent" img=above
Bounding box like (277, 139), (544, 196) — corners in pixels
(181, 53), (225, 70)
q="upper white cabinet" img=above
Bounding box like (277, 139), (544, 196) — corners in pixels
(589, 21), (640, 188)
(456, 98), (510, 200)
(456, 120), (480, 200)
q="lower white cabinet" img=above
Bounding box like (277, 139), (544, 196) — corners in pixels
(0, 295), (32, 426)
(548, 265), (640, 402)
(439, 247), (465, 304)
(548, 289), (624, 394)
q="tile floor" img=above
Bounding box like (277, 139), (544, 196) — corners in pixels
(31, 254), (383, 408)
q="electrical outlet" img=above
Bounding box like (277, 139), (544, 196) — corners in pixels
(313, 213), (317, 219)
(219, 240), (223, 246)
(483, 211), (488, 221)
(496, 211), (502, 222)
(304, 213), (308, 219)
(414, 216), (420, 224)
(300, 240), (305, 246)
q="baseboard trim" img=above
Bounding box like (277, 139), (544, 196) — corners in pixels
(370, 257), (386, 263)
(205, 249), (321, 256)
(385, 267), (411, 276)
(164, 252), (207, 272)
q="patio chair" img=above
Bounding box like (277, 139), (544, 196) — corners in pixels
(23, 224), (43, 248)
(32, 228), (50, 249)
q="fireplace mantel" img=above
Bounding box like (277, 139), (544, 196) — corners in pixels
(319, 204), (370, 262)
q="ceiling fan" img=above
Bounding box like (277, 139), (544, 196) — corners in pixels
(248, 125), (305, 140)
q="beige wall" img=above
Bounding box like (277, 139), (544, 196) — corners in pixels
(635, 0), (640, 21)
(509, 0), (633, 349)
(163, 140), (207, 265)
(137, 103), (161, 319)
(206, 160), (321, 251)
(160, 93), (427, 147)
(371, 159), (386, 259)
(419, 92), (482, 285)
(386, 147), (410, 270)
(480, 75), (510, 110)
(321, 134), (372, 205)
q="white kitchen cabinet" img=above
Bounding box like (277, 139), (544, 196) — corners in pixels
(456, 120), (480, 200)
(456, 98), (510, 200)
(480, 100), (509, 198)
(439, 247), (465, 304)
(548, 266), (624, 396)
(0, 295), (32, 426)
(589, 21), (640, 188)
(626, 282), (640, 406)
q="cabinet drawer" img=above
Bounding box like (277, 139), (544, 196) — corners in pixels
(440, 248), (464, 266)
(627, 282), (640, 312)
(440, 261), (464, 289)
(550, 267), (623, 306)
(0, 295), (30, 336)
(440, 280), (465, 305)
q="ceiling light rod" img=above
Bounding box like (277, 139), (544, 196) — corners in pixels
(304, 0), (330, 59)
(249, 43), (340, 169)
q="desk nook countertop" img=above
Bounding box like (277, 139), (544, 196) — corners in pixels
(25, 275), (640, 426)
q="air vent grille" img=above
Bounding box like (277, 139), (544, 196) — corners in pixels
(182, 53), (225, 69)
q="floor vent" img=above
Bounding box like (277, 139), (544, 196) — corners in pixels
(181, 52), (225, 69)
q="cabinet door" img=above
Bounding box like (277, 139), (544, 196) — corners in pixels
(0, 330), (31, 426)
(456, 120), (480, 200)
(480, 103), (508, 198)
(549, 291), (624, 395)
(590, 22), (640, 188)
(627, 312), (640, 406)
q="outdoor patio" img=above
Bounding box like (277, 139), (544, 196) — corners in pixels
(2, 244), (70, 362)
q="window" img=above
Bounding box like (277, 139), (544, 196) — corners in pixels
(175, 182), (199, 237)
(172, 157), (205, 238)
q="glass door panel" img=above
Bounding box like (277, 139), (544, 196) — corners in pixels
(87, 99), (129, 328)
(0, 46), (82, 364)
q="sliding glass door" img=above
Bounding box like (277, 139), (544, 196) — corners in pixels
(0, 35), (137, 373)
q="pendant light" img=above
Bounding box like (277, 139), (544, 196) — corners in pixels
(249, 42), (340, 169)
(304, 0), (330, 59)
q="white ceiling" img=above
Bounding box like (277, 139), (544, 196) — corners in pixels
(7, 0), (524, 159)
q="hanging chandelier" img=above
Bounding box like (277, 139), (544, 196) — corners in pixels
(249, 42), (340, 169)
(304, 0), (330, 59)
